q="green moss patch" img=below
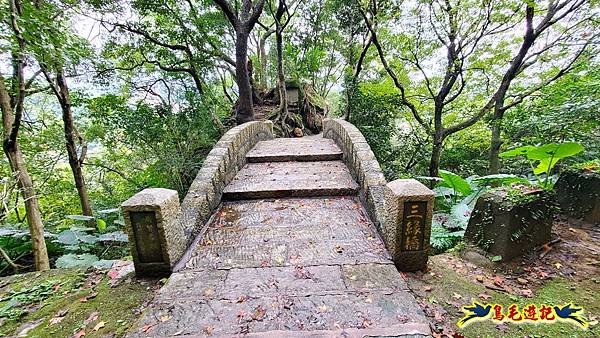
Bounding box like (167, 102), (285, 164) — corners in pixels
(0, 268), (160, 337)
(408, 254), (599, 338)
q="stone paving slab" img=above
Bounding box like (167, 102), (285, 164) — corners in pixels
(246, 138), (343, 163)
(222, 161), (359, 200)
(129, 197), (429, 337)
(183, 198), (391, 271)
(128, 137), (430, 337)
(130, 290), (429, 338)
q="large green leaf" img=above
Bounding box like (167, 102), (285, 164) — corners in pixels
(98, 231), (128, 242)
(500, 146), (535, 158)
(438, 170), (473, 197)
(65, 215), (95, 221)
(55, 254), (99, 269)
(528, 143), (584, 174)
(55, 229), (99, 246)
(527, 142), (584, 161)
(471, 174), (524, 185)
(96, 219), (107, 232)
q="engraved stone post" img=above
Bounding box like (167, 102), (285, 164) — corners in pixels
(121, 188), (186, 277)
(384, 179), (434, 271)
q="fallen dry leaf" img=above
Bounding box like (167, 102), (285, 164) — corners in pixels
(478, 292), (492, 300)
(554, 262), (563, 269)
(493, 276), (504, 286)
(203, 326), (214, 335)
(424, 285), (432, 292)
(142, 324), (153, 333)
(251, 305), (267, 321)
(83, 312), (99, 326)
(236, 310), (247, 323)
(159, 315), (171, 322)
(86, 292), (98, 300)
(49, 308), (69, 325)
(92, 321), (105, 332)
(475, 275), (484, 283)
(396, 314), (409, 323)
(73, 329), (86, 338)
(521, 289), (534, 298)
(452, 292), (462, 300)
(49, 316), (65, 325)
(433, 309), (444, 323)
(317, 304), (331, 313)
(517, 277), (528, 285)
(495, 323), (510, 332)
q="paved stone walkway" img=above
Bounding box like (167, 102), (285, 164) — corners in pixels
(130, 136), (430, 338)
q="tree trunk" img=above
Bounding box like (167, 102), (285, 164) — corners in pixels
(429, 135), (443, 178)
(3, 146), (50, 270)
(56, 69), (94, 218)
(1, 0), (49, 271)
(235, 30), (255, 124)
(276, 27), (288, 120)
(488, 116), (503, 174)
(258, 29), (273, 89)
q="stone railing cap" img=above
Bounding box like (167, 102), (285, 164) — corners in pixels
(122, 188), (178, 208)
(386, 179), (434, 198)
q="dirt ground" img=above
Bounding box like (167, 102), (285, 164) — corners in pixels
(406, 217), (600, 338)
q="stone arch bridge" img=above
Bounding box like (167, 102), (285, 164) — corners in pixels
(122, 119), (435, 338)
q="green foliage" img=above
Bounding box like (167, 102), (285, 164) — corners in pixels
(0, 221), (127, 276)
(55, 254), (100, 269)
(570, 159), (600, 173)
(0, 280), (60, 319)
(347, 81), (406, 179)
(427, 171), (520, 252)
(501, 142), (585, 189)
(438, 170), (473, 197)
(503, 63), (600, 166)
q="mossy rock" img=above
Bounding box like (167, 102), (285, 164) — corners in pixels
(554, 169), (600, 224)
(464, 188), (554, 261)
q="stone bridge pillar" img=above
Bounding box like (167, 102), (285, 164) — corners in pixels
(385, 179), (434, 271)
(122, 188), (186, 277)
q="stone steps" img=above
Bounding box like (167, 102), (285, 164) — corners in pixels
(127, 136), (432, 338)
(129, 197), (430, 338)
(246, 137), (343, 163)
(222, 160), (358, 200)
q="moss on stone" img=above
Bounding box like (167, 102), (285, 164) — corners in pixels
(569, 159), (600, 175)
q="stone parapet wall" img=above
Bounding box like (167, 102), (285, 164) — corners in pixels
(180, 121), (274, 244)
(323, 118), (388, 232)
(122, 121), (273, 276)
(323, 118), (434, 271)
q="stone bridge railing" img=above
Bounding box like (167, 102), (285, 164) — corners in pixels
(121, 121), (274, 276)
(323, 118), (434, 272)
(122, 118), (434, 276)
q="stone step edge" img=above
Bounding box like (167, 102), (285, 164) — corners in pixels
(246, 152), (343, 163)
(222, 187), (359, 200)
